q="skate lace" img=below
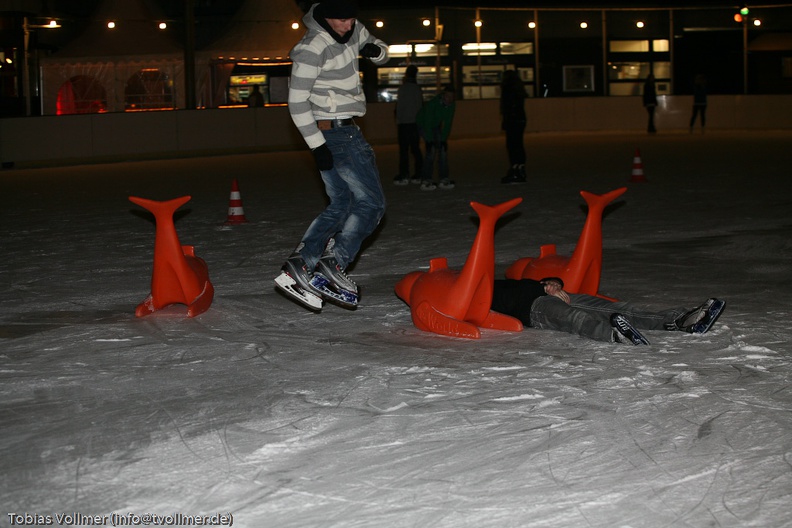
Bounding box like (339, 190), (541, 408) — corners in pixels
(317, 256), (356, 290)
(334, 263), (356, 287)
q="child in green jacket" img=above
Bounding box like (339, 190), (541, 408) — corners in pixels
(416, 85), (456, 190)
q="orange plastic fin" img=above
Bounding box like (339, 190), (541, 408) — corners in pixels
(509, 188), (626, 297)
(413, 301), (482, 339)
(481, 311), (524, 332)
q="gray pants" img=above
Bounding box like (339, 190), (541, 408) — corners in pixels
(530, 294), (687, 343)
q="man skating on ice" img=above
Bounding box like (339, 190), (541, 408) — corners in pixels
(275, 0), (389, 310)
(491, 277), (725, 345)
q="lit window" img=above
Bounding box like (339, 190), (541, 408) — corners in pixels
(388, 44), (412, 57)
(652, 40), (669, 52)
(500, 42), (534, 55)
(387, 43), (446, 58)
(652, 61), (671, 78)
(414, 44), (446, 57)
(607, 62), (649, 80)
(610, 40), (649, 53)
(462, 42), (497, 56)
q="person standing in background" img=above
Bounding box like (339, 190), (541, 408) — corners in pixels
(393, 65), (424, 186)
(416, 84), (456, 191)
(689, 74), (708, 134)
(643, 73), (658, 134)
(499, 69), (528, 184)
(247, 85), (264, 107)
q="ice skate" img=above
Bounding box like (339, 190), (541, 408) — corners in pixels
(274, 252), (323, 311)
(667, 298), (725, 334)
(439, 179), (455, 190)
(690, 299), (725, 333)
(420, 180), (437, 191)
(611, 313), (650, 345)
(310, 239), (359, 308)
(501, 166), (526, 184)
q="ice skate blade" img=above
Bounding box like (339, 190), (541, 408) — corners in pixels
(309, 274), (358, 308)
(612, 314), (650, 345)
(691, 299), (726, 334)
(274, 272), (323, 311)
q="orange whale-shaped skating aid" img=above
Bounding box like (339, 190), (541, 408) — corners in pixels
(395, 198), (524, 339)
(129, 195), (214, 318)
(505, 187), (626, 296)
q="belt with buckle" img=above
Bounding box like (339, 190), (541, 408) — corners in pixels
(316, 118), (355, 130)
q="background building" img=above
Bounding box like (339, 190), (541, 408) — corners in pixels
(1, 0), (791, 117)
(362, 3), (792, 104)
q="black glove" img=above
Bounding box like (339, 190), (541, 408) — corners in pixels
(312, 144), (333, 171)
(360, 43), (381, 59)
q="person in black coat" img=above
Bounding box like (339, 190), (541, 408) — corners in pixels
(689, 74), (708, 133)
(491, 277), (725, 345)
(643, 73), (658, 134)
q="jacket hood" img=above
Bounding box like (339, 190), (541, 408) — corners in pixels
(305, 3), (355, 44)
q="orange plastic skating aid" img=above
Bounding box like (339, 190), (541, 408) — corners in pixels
(505, 187), (626, 296)
(129, 195), (214, 317)
(395, 198), (524, 339)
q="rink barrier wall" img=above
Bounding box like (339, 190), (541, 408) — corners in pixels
(1, 94), (791, 167)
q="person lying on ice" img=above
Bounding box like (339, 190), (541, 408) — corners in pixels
(490, 277), (725, 345)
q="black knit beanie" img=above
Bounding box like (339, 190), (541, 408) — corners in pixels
(316, 0), (359, 19)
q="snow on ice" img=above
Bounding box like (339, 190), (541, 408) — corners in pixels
(1, 132), (791, 527)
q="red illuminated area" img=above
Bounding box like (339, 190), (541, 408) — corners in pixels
(56, 75), (106, 115)
(55, 69), (175, 115)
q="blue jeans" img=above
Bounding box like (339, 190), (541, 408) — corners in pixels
(422, 139), (448, 182)
(530, 294), (686, 343)
(300, 125), (386, 270)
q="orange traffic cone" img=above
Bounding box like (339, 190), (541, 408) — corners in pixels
(224, 178), (249, 225)
(630, 148), (647, 182)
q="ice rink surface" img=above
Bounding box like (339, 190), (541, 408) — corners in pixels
(2, 130), (791, 527)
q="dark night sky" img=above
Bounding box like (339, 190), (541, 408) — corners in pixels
(13, 0), (792, 53)
(40, 0), (792, 19)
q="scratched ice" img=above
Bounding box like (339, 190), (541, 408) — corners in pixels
(1, 132), (791, 527)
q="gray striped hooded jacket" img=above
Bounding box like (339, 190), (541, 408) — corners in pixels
(288, 3), (389, 150)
